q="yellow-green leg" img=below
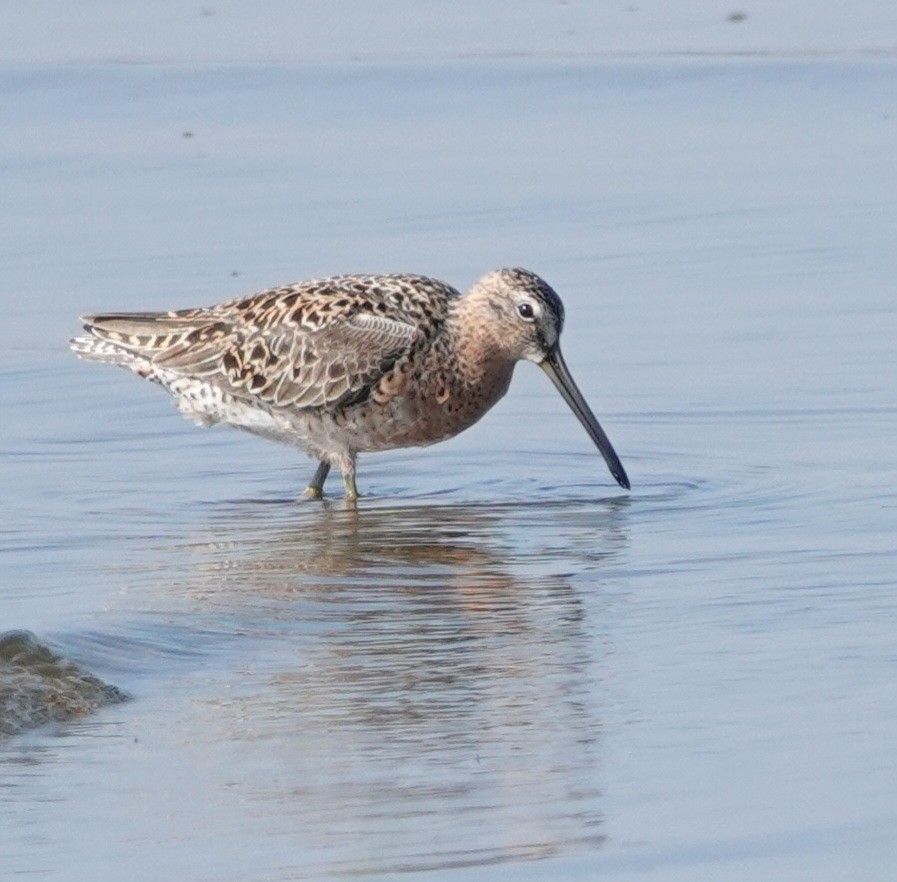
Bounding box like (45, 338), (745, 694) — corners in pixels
(302, 460), (331, 499)
(340, 455), (359, 502)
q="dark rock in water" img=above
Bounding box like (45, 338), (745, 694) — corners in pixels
(0, 630), (128, 738)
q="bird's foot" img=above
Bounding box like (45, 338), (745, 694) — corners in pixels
(343, 476), (360, 503)
(301, 460), (331, 501)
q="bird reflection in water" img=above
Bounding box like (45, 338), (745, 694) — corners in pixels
(170, 498), (629, 875)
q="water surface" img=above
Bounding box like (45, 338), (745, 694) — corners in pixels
(1, 45), (896, 882)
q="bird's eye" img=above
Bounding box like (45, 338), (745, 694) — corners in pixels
(517, 302), (535, 320)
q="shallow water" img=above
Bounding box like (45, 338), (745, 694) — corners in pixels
(2, 31), (897, 882)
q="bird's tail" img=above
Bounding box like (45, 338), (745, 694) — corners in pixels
(69, 312), (206, 369)
(71, 314), (152, 369)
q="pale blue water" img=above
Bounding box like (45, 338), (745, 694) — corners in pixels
(1, 44), (896, 882)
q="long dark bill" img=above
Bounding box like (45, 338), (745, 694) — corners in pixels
(540, 347), (631, 490)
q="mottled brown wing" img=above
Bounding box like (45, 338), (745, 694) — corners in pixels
(77, 313), (232, 374)
(154, 310), (421, 410)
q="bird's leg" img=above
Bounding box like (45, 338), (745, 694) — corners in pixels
(302, 460), (331, 499)
(340, 454), (359, 502)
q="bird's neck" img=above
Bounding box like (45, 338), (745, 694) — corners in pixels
(447, 294), (516, 385)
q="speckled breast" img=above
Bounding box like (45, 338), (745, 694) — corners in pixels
(336, 354), (517, 453)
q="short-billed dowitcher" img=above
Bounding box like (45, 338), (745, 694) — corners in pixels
(71, 268), (629, 499)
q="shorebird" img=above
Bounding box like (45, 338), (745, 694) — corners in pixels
(70, 268), (630, 500)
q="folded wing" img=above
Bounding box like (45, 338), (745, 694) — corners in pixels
(78, 297), (421, 411)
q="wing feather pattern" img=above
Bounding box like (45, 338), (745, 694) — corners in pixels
(78, 279), (433, 411)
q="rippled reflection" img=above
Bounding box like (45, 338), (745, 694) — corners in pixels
(165, 498), (629, 875)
